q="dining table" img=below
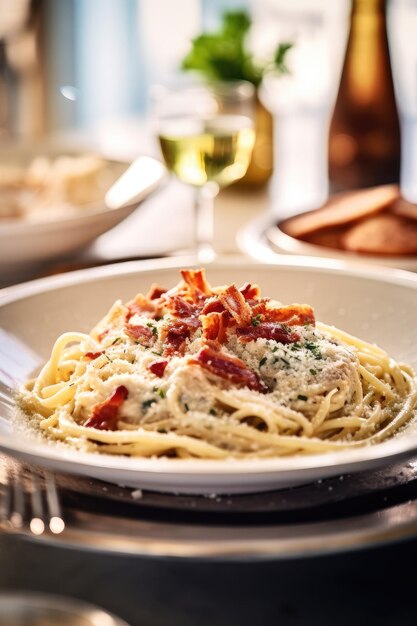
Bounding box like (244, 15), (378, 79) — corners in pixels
(1, 121), (417, 626)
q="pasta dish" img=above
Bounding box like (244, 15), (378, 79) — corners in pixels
(19, 269), (417, 459)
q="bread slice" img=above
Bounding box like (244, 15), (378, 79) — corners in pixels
(342, 214), (417, 255)
(391, 197), (417, 222)
(282, 185), (399, 239)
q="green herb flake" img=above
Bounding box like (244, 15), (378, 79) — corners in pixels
(304, 342), (323, 360)
(251, 314), (262, 326)
(297, 394), (308, 401)
(184, 403), (190, 412)
(146, 321), (158, 337)
(209, 408), (217, 416)
(259, 356), (267, 367)
(157, 388), (166, 399)
(110, 337), (122, 346)
(310, 368), (317, 376)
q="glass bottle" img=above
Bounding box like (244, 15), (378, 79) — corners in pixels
(329, 0), (401, 191)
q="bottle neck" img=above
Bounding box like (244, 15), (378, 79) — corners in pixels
(348, 0), (388, 104)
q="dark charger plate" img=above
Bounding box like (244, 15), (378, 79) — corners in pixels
(3, 454), (417, 559)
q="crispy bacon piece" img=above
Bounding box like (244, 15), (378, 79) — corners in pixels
(201, 297), (225, 315)
(191, 347), (268, 393)
(149, 359), (168, 377)
(147, 283), (167, 300)
(126, 294), (157, 319)
(180, 269), (212, 299)
(163, 320), (192, 355)
(201, 311), (229, 344)
(262, 304), (315, 327)
(237, 323), (300, 344)
(218, 284), (252, 326)
(125, 323), (154, 345)
(85, 385), (129, 431)
(165, 295), (199, 318)
(84, 351), (104, 360)
(239, 282), (261, 301)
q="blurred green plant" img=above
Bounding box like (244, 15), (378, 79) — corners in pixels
(181, 10), (293, 87)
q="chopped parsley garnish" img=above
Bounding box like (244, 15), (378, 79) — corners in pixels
(146, 321), (158, 336)
(304, 342), (323, 359)
(290, 342), (301, 351)
(280, 357), (290, 366)
(209, 408), (217, 416)
(184, 403), (190, 412)
(110, 337), (122, 345)
(310, 368), (317, 376)
(297, 394), (308, 401)
(157, 387), (166, 399)
(251, 314), (262, 326)
(151, 350), (162, 356)
(259, 356), (267, 367)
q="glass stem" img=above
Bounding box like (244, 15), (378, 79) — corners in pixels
(194, 181), (219, 263)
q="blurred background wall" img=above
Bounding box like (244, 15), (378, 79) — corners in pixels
(0, 0), (255, 137)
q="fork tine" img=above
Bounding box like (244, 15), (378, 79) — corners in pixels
(29, 473), (45, 535)
(44, 472), (65, 534)
(0, 467), (11, 525)
(10, 469), (25, 529)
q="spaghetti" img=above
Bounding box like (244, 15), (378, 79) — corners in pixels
(19, 269), (417, 459)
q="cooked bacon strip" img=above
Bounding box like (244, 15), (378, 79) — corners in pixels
(201, 297), (225, 315)
(201, 311), (229, 344)
(239, 282), (261, 301)
(147, 283), (167, 300)
(180, 269), (212, 299)
(149, 359), (168, 378)
(84, 351), (104, 360)
(218, 284), (252, 326)
(191, 347), (268, 393)
(85, 385), (129, 431)
(126, 294), (157, 319)
(165, 295), (199, 318)
(237, 323), (300, 344)
(262, 304), (315, 327)
(163, 320), (193, 355)
(125, 323), (154, 345)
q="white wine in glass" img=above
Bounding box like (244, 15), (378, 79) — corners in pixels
(152, 81), (255, 261)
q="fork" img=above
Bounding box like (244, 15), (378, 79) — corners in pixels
(0, 465), (65, 535)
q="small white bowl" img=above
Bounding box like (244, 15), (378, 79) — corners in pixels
(0, 143), (166, 271)
(237, 210), (417, 272)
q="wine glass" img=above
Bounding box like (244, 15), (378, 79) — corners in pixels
(151, 80), (256, 262)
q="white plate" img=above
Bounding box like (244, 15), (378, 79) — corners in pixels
(1, 257), (417, 494)
(238, 211), (417, 272)
(0, 143), (167, 270)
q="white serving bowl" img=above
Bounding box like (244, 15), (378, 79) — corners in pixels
(1, 257), (417, 494)
(0, 142), (166, 271)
